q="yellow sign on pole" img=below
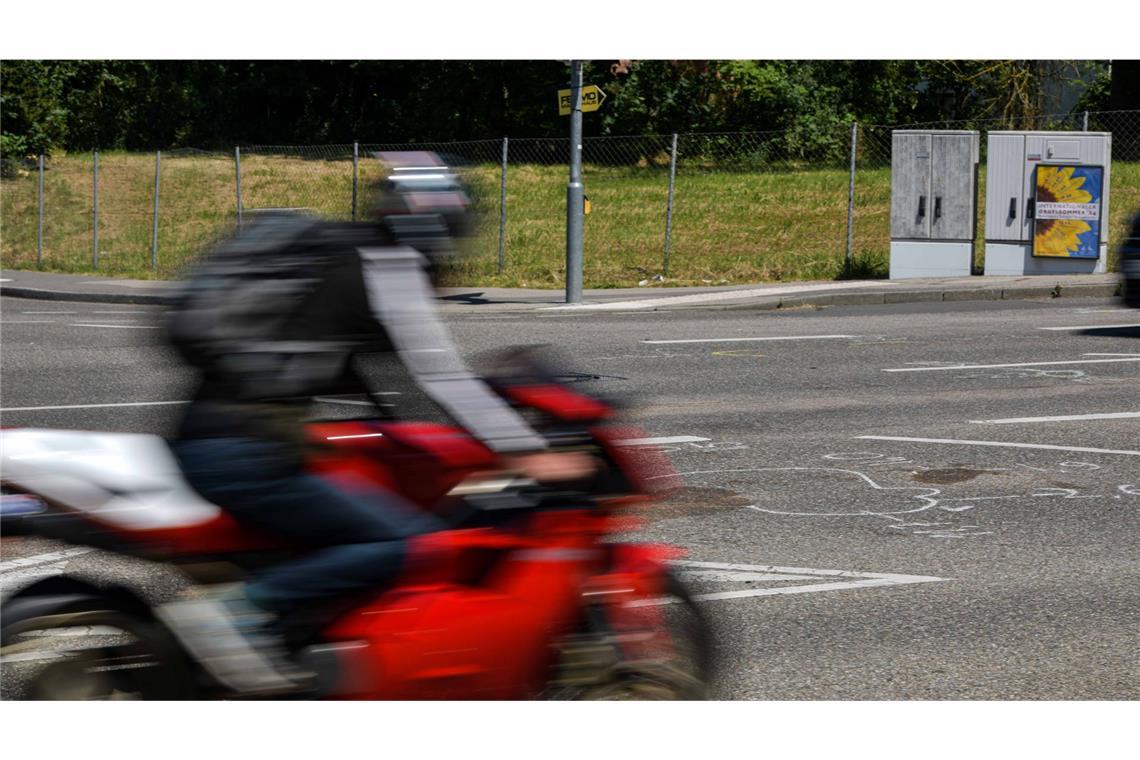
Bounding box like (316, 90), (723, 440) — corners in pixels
(558, 85), (607, 116)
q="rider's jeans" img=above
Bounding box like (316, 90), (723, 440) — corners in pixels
(173, 436), (444, 615)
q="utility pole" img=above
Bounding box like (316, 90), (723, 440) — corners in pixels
(566, 60), (585, 304)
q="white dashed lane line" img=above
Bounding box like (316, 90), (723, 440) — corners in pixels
(641, 335), (858, 345)
(70, 323), (161, 330)
(971, 411), (1140, 424)
(1038, 323), (1140, 331)
(858, 435), (1140, 457)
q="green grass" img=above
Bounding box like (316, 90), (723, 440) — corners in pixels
(3, 153), (1138, 286)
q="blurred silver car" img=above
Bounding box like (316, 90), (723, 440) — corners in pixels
(1122, 212), (1140, 308)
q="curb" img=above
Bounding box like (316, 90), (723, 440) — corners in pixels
(0, 281), (1123, 311)
(710, 281), (1122, 313)
(0, 286), (173, 306)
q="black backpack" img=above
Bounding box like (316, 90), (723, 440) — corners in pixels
(166, 211), (333, 371)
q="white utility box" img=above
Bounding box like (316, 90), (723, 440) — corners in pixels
(983, 131), (1111, 275)
(890, 130), (980, 279)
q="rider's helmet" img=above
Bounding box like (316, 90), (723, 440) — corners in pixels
(368, 151), (473, 276)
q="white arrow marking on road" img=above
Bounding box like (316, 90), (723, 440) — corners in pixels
(614, 435), (710, 446)
(631, 560), (948, 605)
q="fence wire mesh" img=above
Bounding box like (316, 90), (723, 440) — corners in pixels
(2, 109), (1137, 285)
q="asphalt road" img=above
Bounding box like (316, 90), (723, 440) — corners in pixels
(2, 295), (1138, 699)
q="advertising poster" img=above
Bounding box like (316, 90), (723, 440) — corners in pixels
(1033, 165), (1103, 258)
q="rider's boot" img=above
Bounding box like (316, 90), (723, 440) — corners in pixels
(156, 584), (315, 697)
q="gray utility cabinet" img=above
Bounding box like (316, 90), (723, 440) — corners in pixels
(984, 131), (1111, 275)
(890, 130), (979, 279)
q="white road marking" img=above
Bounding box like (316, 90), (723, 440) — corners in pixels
(614, 435), (711, 446)
(70, 323), (160, 329)
(0, 548), (93, 573)
(0, 400), (190, 412)
(858, 435), (1140, 457)
(21, 311), (75, 314)
(1083, 353), (1140, 357)
(884, 357), (1140, 372)
(1038, 323), (1140, 331)
(641, 334), (857, 345)
(637, 560), (948, 605)
(542, 281), (895, 311)
(971, 411), (1140, 424)
(3, 320), (58, 324)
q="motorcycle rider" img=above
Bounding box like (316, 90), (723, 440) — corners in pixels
(159, 152), (593, 694)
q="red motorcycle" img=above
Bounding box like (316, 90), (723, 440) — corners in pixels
(0, 357), (713, 700)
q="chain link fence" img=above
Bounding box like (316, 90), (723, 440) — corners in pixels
(3, 109), (1137, 284)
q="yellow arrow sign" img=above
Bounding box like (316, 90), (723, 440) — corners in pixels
(558, 85), (607, 116)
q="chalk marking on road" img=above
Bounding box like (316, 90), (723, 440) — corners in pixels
(858, 435), (1140, 457)
(0, 400), (190, 412)
(542, 281), (896, 311)
(0, 548), (93, 574)
(641, 335), (858, 345)
(884, 357), (1140, 372)
(971, 411), (1140, 424)
(614, 435), (711, 446)
(69, 323), (161, 330)
(1038, 323), (1140, 331)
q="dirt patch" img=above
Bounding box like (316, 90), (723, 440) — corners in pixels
(912, 468), (995, 485)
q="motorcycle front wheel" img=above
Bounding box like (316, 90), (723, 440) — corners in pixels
(544, 571), (715, 700)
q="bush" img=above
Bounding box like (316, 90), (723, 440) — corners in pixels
(0, 133), (28, 179)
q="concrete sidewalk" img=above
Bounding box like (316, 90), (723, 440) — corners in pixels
(0, 268), (1124, 313)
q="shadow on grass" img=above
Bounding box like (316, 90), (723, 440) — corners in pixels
(835, 257), (888, 281)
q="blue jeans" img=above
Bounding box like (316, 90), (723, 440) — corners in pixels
(173, 436), (444, 615)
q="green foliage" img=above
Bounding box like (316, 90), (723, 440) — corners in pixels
(0, 133), (28, 179)
(1, 60), (74, 154)
(0, 59), (1115, 158)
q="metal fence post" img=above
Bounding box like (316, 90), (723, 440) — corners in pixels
(499, 137), (508, 274)
(352, 141), (359, 221)
(845, 122), (858, 273)
(663, 133), (679, 276)
(92, 151), (99, 267)
(37, 154), (44, 266)
(151, 151), (161, 270)
(1083, 110), (1089, 131)
(235, 146), (243, 227)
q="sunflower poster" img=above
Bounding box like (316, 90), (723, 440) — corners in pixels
(1033, 165), (1103, 258)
